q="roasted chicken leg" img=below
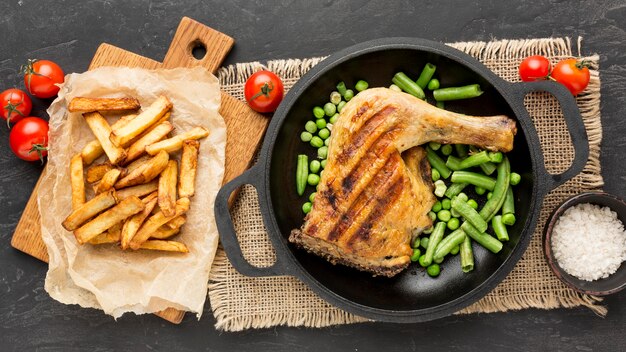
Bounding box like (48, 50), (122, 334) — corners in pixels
(290, 88), (517, 277)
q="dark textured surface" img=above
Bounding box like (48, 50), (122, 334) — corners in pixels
(0, 0), (624, 351)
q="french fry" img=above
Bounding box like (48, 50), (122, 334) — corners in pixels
(115, 181), (158, 200)
(178, 140), (199, 198)
(145, 127), (209, 155)
(110, 96), (172, 147)
(149, 227), (180, 240)
(69, 97), (140, 113)
(73, 196), (145, 244)
(86, 162), (113, 183)
(158, 160), (178, 217)
(120, 192), (158, 250)
(125, 154), (151, 174)
(70, 154), (85, 209)
(164, 214), (186, 230)
(81, 114), (138, 166)
(83, 111), (127, 165)
(88, 222), (123, 245)
(138, 240), (189, 253)
(62, 190), (118, 231)
(94, 168), (122, 194)
(130, 197), (190, 250)
(125, 121), (173, 163)
(125, 111), (171, 147)
(114, 150), (169, 189)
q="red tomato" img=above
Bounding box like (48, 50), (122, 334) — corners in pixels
(9, 117), (49, 162)
(0, 88), (32, 127)
(244, 70), (284, 113)
(519, 55), (551, 82)
(22, 59), (65, 98)
(551, 59), (590, 96)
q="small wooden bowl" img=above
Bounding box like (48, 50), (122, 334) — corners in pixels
(543, 192), (626, 296)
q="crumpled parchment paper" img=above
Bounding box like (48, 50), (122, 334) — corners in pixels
(39, 67), (226, 319)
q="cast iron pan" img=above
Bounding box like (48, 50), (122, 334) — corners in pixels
(214, 38), (589, 322)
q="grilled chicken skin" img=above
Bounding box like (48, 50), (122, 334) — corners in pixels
(289, 88), (517, 277)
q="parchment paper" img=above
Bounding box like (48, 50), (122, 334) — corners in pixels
(39, 67), (226, 319)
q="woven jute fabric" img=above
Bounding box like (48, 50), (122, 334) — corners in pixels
(209, 37), (604, 331)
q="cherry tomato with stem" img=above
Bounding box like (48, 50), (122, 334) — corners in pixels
(21, 59), (65, 98)
(244, 70), (284, 113)
(519, 55), (551, 82)
(0, 88), (32, 127)
(550, 59), (591, 96)
(9, 117), (49, 163)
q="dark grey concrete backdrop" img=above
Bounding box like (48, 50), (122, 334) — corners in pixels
(1, 0), (625, 351)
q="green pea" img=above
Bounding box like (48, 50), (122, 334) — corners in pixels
(330, 91), (342, 105)
(309, 160), (321, 173)
(434, 257), (444, 264)
(305, 121), (317, 134)
(441, 144), (453, 156)
(313, 106), (325, 119)
(428, 211), (437, 222)
(421, 237), (429, 249)
(419, 254), (429, 267)
(324, 138), (330, 146)
(432, 200), (442, 213)
(427, 263), (441, 277)
(344, 89), (354, 101)
(437, 210), (451, 222)
(300, 131), (313, 142)
(427, 78), (440, 90)
(451, 208), (461, 218)
(447, 217), (460, 230)
(318, 146), (328, 159)
(389, 84), (402, 92)
(422, 226), (434, 235)
(307, 173), (320, 186)
(310, 136), (324, 148)
(510, 172), (521, 186)
(450, 245), (460, 255)
(302, 202), (312, 214)
(467, 199), (478, 209)
(475, 186), (486, 195)
(355, 80), (369, 92)
(431, 168), (441, 181)
(321, 159), (327, 169)
(428, 142), (441, 150)
(309, 192), (317, 203)
(487, 192), (493, 200)
(441, 198), (451, 210)
(324, 102), (336, 116)
(316, 118), (327, 129)
(318, 128), (330, 140)
(410, 248), (421, 262)
(330, 112), (340, 123)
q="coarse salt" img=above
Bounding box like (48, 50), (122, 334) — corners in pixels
(551, 203), (626, 281)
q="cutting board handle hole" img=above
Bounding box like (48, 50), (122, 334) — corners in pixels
(190, 40), (207, 60)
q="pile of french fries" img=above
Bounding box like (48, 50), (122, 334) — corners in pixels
(61, 96), (209, 253)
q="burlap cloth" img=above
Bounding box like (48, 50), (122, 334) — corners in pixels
(209, 37), (604, 331)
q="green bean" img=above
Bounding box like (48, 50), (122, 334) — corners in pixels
(428, 142), (441, 151)
(410, 248), (421, 262)
(433, 84), (483, 101)
(492, 215), (509, 241)
(324, 102), (336, 116)
(320, 159), (327, 169)
(441, 144), (453, 156)
(309, 192), (317, 203)
(344, 89), (354, 101)
(431, 168), (441, 181)
(300, 131), (313, 142)
(475, 186), (486, 195)
(355, 80), (369, 92)
(489, 152), (503, 163)
(502, 213), (516, 226)
(426, 146), (451, 179)
(296, 154), (308, 196)
(427, 264), (441, 277)
(478, 157), (510, 222)
(467, 199), (478, 210)
(452, 197), (488, 232)
(436, 101), (445, 109)
(444, 182), (467, 199)
(392, 72), (426, 99)
(309, 160), (321, 174)
(441, 198), (451, 210)
(510, 172), (521, 185)
(446, 155), (463, 171)
(434, 180), (447, 197)
(310, 136), (323, 148)
(421, 237), (430, 249)
(434, 228), (465, 261)
(305, 121), (317, 134)
(456, 192), (468, 202)
(316, 118), (327, 129)
(389, 84), (402, 92)
(423, 222), (446, 266)
(479, 161), (497, 175)
(432, 200), (442, 213)
(450, 245), (460, 255)
(455, 144), (468, 158)
(336, 81), (347, 97)
(416, 63), (437, 89)
(318, 146), (328, 159)
(434, 257), (444, 264)
(503, 187), (515, 215)
(462, 222), (503, 253)
(447, 217), (460, 230)
(437, 210), (451, 222)
(302, 202), (312, 213)
(318, 128), (330, 140)
(456, 150), (491, 169)
(330, 112), (339, 123)
(313, 106), (325, 119)
(330, 91), (342, 105)
(427, 78), (440, 90)
(460, 236), (474, 273)
(307, 173), (320, 186)
(451, 171), (496, 191)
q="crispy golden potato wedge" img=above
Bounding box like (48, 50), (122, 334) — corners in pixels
(86, 162), (113, 183)
(145, 127), (209, 155)
(94, 168), (122, 194)
(120, 192), (158, 250)
(110, 96), (172, 147)
(178, 140), (199, 198)
(158, 160), (178, 217)
(70, 154), (85, 209)
(74, 196), (145, 244)
(115, 181), (158, 200)
(83, 111), (127, 165)
(81, 114), (138, 165)
(125, 121), (173, 163)
(62, 190), (118, 231)
(139, 240), (189, 253)
(130, 197), (190, 250)
(114, 150), (169, 189)
(69, 97), (140, 113)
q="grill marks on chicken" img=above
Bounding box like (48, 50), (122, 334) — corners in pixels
(289, 88), (517, 277)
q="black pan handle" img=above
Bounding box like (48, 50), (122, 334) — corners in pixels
(214, 165), (290, 277)
(510, 80), (589, 193)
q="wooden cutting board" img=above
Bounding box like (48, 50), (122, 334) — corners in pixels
(10, 17), (268, 324)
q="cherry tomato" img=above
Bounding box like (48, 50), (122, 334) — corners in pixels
(244, 70), (284, 113)
(519, 55), (551, 82)
(22, 59), (65, 98)
(0, 88), (32, 127)
(9, 117), (49, 162)
(551, 59), (590, 96)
